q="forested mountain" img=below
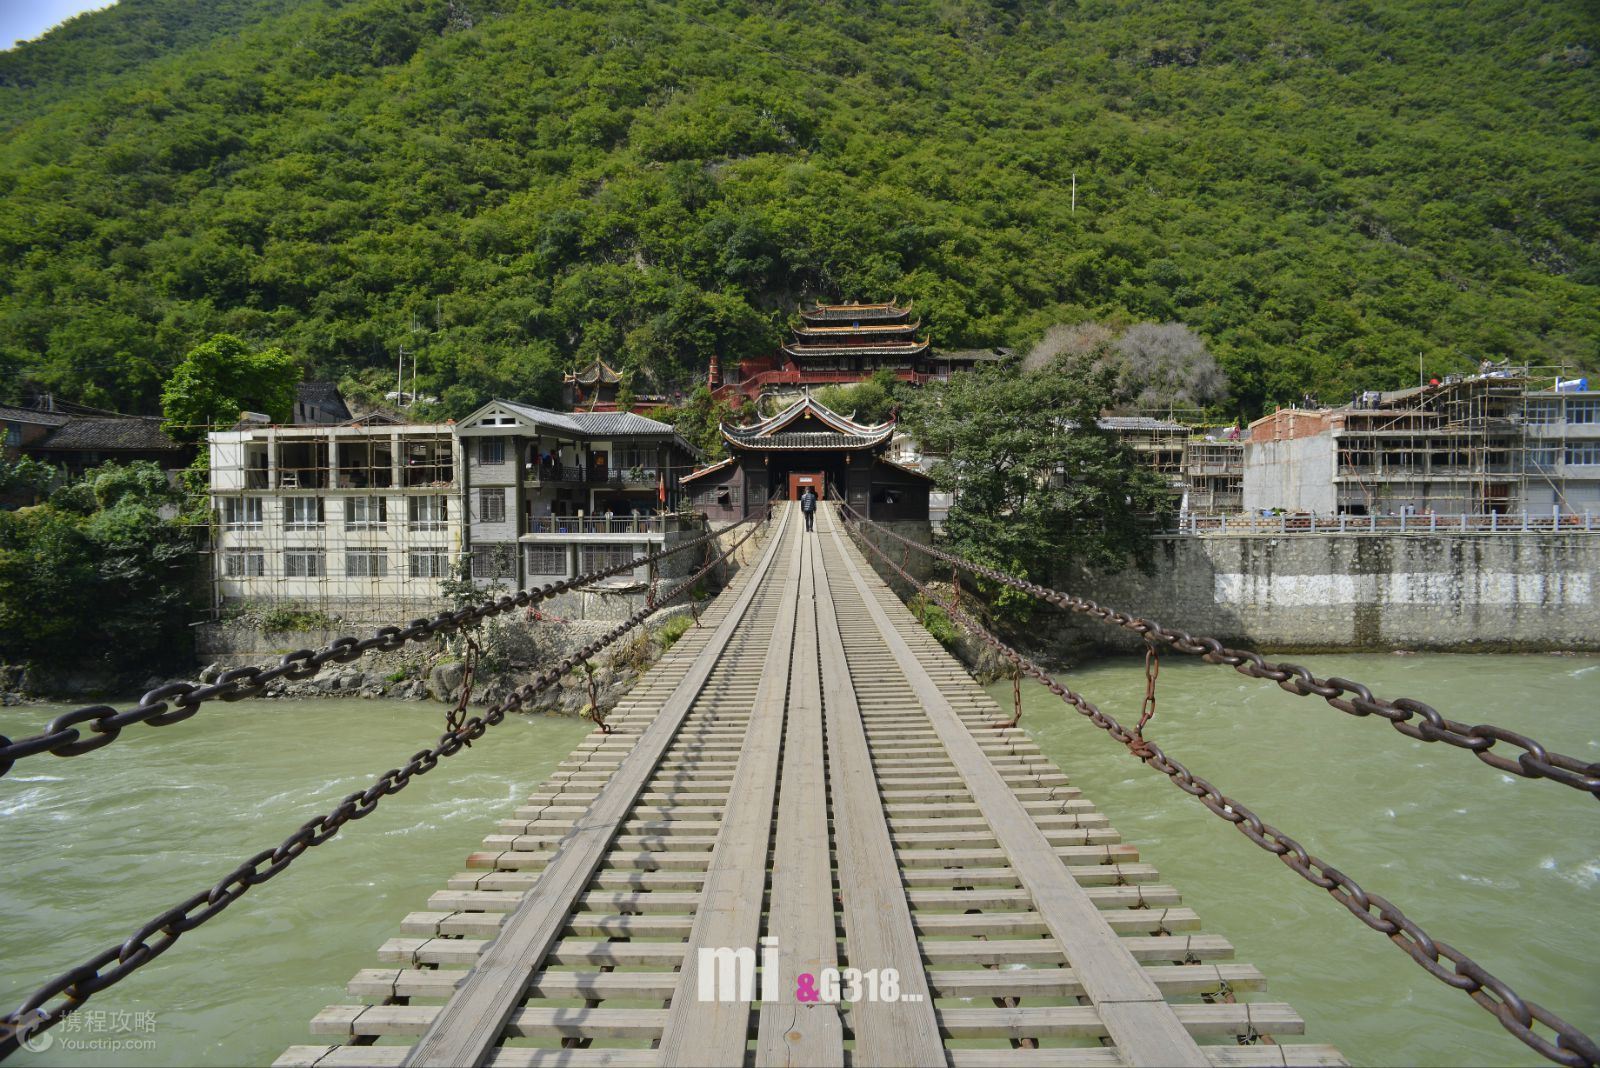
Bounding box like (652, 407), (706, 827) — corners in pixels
(1, 0), (1595, 419)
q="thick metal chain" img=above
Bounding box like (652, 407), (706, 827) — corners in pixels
(0, 513), (764, 780)
(843, 517), (1600, 1068)
(0, 506), (772, 1059)
(840, 504), (1600, 800)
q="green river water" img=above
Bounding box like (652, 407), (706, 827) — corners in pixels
(0, 653), (1595, 1066)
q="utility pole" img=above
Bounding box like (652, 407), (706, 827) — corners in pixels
(397, 346), (408, 405)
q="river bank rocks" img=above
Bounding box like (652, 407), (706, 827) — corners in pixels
(186, 603), (702, 718)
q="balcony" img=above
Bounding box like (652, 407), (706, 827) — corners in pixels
(522, 463), (586, 486)
(524, 513), (683, 536)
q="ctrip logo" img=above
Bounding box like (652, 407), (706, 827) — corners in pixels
(695, 939), (920, 1004)
(14, 1017), (54, 1054)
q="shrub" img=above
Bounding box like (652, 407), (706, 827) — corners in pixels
(657, 613), (694, 650)
(257, 605), (335, 632)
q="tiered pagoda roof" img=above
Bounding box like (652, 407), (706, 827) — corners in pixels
(799, 299), (913, 325)
(784, 300), (930, 361)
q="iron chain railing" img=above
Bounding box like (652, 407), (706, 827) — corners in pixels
(0, 506), (773, 1059)
(840, 503), (1600, 801)
(840, 511), (1600, 1068)
(0, 512), (766, 781)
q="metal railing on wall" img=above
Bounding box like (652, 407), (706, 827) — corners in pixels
(1171, 511), (1598, 536)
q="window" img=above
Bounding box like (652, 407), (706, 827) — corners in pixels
(525, 545), (567, 577)
(284, 551), (324, 578)
(222, 497), (263, 528)
(222, 549), (265, 577)
(582, 544), (639, 572)
(479, 488), (506, 523)
(4, 424), (19, 447)
(408, 495), (448, 530)
(1569, 399), (1600, 425)
(284, 497), (324, 529)
(1565, 442), (1600, 467)
(345, 550), (388, 578)
(470, 544), (516, 579)
(410, 549), (450, 578)
(1530, 447), (1560, 470)
(1524, 400), (1560, 425)
(479, 437), (506, 464)
(344, 496), (387, 529)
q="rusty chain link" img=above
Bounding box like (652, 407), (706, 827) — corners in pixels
(839, 503), (1600, 801)
(841, 513), (1600, 1068)
(0, 505), (773, 1060)
(0, 511), (766, 781)
(1130, 642), (1159, 758)
(444, 634), (483, 743)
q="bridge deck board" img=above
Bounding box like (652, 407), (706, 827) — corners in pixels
(277, 504), (1343, 1068)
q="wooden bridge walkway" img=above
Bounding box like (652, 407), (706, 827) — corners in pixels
(278, 504), (1344, 1068)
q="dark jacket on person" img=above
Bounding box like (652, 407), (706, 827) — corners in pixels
(800, 489), (817, 513)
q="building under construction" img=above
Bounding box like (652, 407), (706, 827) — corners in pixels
(1181, 437), (1244, 514)
(1243, 369), (1598, 517)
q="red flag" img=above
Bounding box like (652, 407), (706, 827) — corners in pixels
(658, 471), (667, 506)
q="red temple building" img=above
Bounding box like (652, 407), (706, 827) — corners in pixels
(681, 394), (931, 524)
(715, 300), (1007, 403)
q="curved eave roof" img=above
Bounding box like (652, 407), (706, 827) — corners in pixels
(800, 300), (912, 323)
(563, 359), (623, 386)
(724, 394), (893, 440)
(726, 429), (894, 451)
(681, 457), (735, 484)
(783, 341), (930, 358)
(793, 320), (922, 336)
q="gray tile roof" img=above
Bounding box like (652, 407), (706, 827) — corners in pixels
(495, 401), (676, 437)
(34, 417), (183, 452)
(1095, 415), (1188, 433)
(730, 430), (892, 450)
(295, 381), (351, 423)
(0, 403), (71, 427)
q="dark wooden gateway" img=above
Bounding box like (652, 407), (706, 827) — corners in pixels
(682, 395), (930, 523)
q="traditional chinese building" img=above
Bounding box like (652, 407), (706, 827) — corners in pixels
(682, 395), (930, 524)
(562, 359), (625, 411)
(783, 300), (930, 375)
(714, 299), (1007, 403)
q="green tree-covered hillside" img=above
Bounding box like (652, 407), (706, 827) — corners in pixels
(1, 0), (1595, 418)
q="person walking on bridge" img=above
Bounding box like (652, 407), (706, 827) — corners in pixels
(800, 486), (817, 532)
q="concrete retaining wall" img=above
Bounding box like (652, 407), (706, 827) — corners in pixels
(1045, 533), (1600, 652)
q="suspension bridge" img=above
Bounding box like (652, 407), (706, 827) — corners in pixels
(1, 502), (1595, 1067)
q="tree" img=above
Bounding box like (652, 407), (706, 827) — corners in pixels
(670, 386), (749, 462)
(160, 333), (300, 441)
(1026, 321), (1231, 412)
(899, 362), (1174, 622)
(814, 368), (902, 424)
(0, 460), (198, 679)
(0, 455), (57, 502)
(1110, 322), (1230, 411)
(1022, 322), (1116, 373)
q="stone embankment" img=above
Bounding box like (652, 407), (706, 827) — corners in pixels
(189, 604), (701, 718)
(865, 531), (1600, 658)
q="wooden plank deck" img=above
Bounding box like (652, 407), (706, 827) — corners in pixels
(277, 503), (1345, 1068)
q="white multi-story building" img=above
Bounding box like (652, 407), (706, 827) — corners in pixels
(207, 400), (704, 619)
(208, 421), (461, 617)
(1522, 387), (1600, 516)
